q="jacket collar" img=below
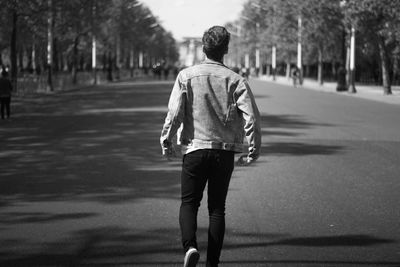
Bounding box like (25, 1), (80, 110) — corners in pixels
(202, 58), (225, 67)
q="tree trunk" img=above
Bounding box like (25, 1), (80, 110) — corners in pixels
(130, 47), (134, 77)
(107, 51), (113, 81)
(18, 46), (24, 72)
(63, 52), (68, 71)
(101, 52), (105, 71)
(317, 47), (323, 85)
(305, 65), (310, 78)
(91, 0), (97, 84)
(11, 10), (18, 92)
(72, 37), (79, 84)
(47, 0), (54, 91)
(115, 36), (120, 80)
(53, 37), (59, 72)
(392, 56), (399, 85)
(377, 36), (392, 94)
(26, 46), (32, 72)
(32, 44), (37, 73)
(92, 35), (97, 84)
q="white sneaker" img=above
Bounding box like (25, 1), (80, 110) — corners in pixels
(183, 247), (200, 267)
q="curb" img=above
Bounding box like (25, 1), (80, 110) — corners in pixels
(256, 76), (400, 106)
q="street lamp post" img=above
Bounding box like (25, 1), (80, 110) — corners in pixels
(255, 23), (260, 77)
(245, 53), (250, 71)
(272, 0), (277, 81)
(349, 26), (357, 93)
(339, 0), (356, 93)
(255, 48), (260, 75)
(297, 15), (303, 85)
(272, 45), (276, 80)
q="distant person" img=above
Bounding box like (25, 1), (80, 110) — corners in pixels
(152, 64), (162, 79)
(163, 64), (170, 80)
(291, 67), (299, 87)
(241, 67), (249, 79)
(336, 65), (348, 92)
(0, 69), (13, 120)
(231, 66), (240, 74)
(173, 66), (179, 79)
(160, 26), (261, 267)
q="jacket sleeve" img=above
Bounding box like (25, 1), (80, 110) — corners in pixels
(160, 73), (186, 145)
(235, 79), (262, 160)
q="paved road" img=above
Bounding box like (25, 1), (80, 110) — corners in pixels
(0, 79), (399, 266)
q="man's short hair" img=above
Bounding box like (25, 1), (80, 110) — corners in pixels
(202, 26), (230, 61)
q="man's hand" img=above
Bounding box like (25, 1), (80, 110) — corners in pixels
(161, 140), (176, 160)
(236, 154), (257, 166)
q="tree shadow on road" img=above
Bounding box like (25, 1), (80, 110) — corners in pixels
(1, 82), (347, 209)
(263, 142), (344, 156)
(225, 233), (396, 248)
(0, 211), (98, 224)
(223, 233), (398, 266)
(3, 83), (346, 208)
(258, 113), (345, 156)
(0, 82), (181, 207)
(0, 226), (397, 266)
(262, 114), (334, 130)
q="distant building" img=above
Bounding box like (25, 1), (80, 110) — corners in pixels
(179, 37), (204, 67)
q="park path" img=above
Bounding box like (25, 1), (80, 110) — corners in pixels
(0, 79), (399, 266)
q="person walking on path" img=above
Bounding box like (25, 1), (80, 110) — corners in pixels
(0, 70), (13, 120)
(160, 26), (261, 267)
(291, 67), (299, 87)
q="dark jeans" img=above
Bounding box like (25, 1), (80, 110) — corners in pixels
(0, 97), (11, 119)
(180, 149), (234, 267)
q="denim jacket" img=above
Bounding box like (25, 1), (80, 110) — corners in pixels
(160, 59), (261, 160)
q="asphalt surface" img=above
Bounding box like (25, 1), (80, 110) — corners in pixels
(0, 79), (399, 266)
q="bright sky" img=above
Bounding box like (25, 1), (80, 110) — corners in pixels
(140, 0), (246, 41)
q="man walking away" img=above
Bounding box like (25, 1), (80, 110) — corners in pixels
(160, 25), (261, 267)
(0, 70), (13, 120)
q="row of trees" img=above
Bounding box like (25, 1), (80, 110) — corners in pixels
(0, 0), (179, 92)
(226, 0), (400, 94)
